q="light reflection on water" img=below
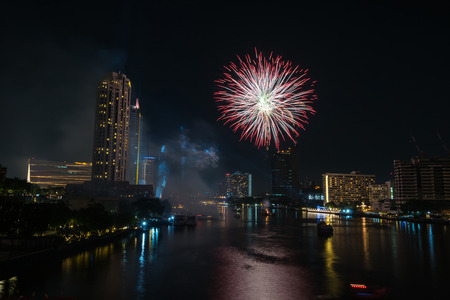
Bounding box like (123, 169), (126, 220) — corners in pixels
(1, 207), (449, 299)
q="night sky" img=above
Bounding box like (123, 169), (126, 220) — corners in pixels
(1, 1), (449, 195)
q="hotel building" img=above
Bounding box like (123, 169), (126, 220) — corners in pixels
(91, 72), (131, 182)
(322, 171), (375, 204)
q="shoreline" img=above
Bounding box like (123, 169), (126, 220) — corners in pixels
(0, 229), (135, 280)
(304, 208), (450, 225)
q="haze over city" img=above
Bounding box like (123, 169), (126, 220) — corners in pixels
(1, 1), (449, 195)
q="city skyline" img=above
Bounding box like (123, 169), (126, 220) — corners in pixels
(1, 1), (450, 194)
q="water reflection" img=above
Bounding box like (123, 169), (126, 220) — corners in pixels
(323, 238), (342, 298)
(136, 232), (146, 298)
(1, 207), (448, 299)
(0, 276), (17, 297)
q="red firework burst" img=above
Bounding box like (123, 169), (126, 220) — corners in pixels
(215, 49), (317, 149)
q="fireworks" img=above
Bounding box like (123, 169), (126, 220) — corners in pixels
(215, 49), (317, 149)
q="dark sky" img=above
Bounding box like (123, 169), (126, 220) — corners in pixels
(1, 1), (449, 195)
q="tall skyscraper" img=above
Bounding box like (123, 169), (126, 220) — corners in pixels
(394, 157), (450, 202)
(92, 72), (131, 182)
(271, 147), (299, 198)
(127, 98), (142, 184)
(226, 171), (252, 198)
(142, 156), (156, 185)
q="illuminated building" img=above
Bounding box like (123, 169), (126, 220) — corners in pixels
(226, 171), (252, 198)
(0, 164), (6, 183)
(271, 147), (299, 198)
(92, 72), (131, 182)
(142, 156), (156, 185)
(27, 159), (92, 188)
(394, 157), (450, 202)
(322, 171), (375, 204)
(127, 98), (142, 184)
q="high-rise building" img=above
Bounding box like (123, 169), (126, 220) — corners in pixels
(322, 171), (375, 204)
(27, 159), (91, 188)
(226, 171), (252, 198)
(142, 156), (156, 185)
(394, 157), (450, 202)
(271, 147), (299, 198)
(92, 72), (131, 182)
(127, 98), (142, 184)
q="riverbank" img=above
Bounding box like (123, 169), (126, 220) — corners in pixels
(0, 229), (135, 279)
(304, 207), (450, 225)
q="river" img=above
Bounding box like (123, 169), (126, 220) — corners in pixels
(1, 205), (449, 299)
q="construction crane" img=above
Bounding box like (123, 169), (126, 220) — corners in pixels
(436, 130), (450, 156)
(410, 130), (425, 158)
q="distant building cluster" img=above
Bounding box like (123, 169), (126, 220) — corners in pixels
(24, 72), (155, 196)
(19, 72), (158, 211)
(6, 70), (449, 214)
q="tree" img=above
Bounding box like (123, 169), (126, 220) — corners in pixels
(133, 197), (171, 219)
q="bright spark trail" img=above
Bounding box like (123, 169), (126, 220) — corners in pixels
(215, 49), (317, 149)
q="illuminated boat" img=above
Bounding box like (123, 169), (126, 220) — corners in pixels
(350, 283), (388, 298)
(261, 209), (275, 216)
(317, 221), (333, 235)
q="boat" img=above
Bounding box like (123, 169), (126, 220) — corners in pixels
(349, 283), (388, 298)
(317, 220), (333, 235)
(186, 215), (198, 226)
(173, 214), (187, 226)
(261, 209), (275, 216)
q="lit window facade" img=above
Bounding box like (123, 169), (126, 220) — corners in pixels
(226, 171), (252, 198)
(27, 159), (92, 188)
(322, 171), (375, 204)
(92, 72), (131, 182)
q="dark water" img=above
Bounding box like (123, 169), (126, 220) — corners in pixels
(1, 206), (449, 299)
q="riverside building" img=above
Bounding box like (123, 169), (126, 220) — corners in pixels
(322, 171), (375, 204)
(394, 157), (450, 203)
